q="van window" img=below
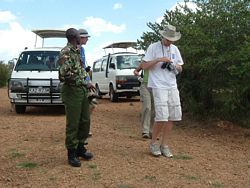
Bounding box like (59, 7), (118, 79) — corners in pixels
(116, 55), (141, 69)
(101, 59), (107, 71)
(15, 51), (59, 71)
(109, 57), (116, 69)
(93, 60), (101, 72)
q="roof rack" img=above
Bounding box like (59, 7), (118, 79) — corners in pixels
(102, 51), (137, 58)
(103, 42), (137, 49)
(103, 42), (138, 55)
(32, 29), (66, 48)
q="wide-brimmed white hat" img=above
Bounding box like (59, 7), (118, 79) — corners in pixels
(78, 28), (90, 38)
(159, 24), (181, 41)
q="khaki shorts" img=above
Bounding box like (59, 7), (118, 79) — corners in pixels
(152, 88), (182, 122)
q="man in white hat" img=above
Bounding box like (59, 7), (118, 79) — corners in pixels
(78, 28), (94, 137)
(78, 28), (91, 71)
(142, 24), (184, 158)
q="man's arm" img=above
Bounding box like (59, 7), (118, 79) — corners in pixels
(133, 63), (143, 76)
(175, 64), (183, 73)
(143, 57), (172, 70)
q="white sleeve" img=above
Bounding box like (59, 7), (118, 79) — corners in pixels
(175, 47), (184, 65)
(143, 44), (155, 62)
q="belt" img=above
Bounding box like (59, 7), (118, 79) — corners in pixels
(64, 82), (87, 89)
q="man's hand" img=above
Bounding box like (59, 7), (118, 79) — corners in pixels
(133, 69), (140, 76)
(157, 57), (171, 63)
(175, 64), (183, 73)
(87, 83), (95, 92)
(133, 63), (143, 76)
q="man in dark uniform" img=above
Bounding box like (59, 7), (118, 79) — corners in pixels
(58, 28), (94, 167)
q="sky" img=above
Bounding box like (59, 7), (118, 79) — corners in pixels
(0, 0), (187, 66)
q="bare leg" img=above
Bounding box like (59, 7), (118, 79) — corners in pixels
(150, 121), (164, 143)
(161, 121), (174, 146)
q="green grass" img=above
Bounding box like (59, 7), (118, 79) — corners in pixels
(144, 175), (156, 182)
(185, 175), (198, 180)
(87, 164), (97, 169)
(49, 177), (56, 181)
(210, 182), (224, 188)
(9, 151), (25, 158)
(87, 163), (101, 181)
(16, 162), (38, 169)
(182, 174), (198, 180)
(116, 184), (134, 188)
(92, 171), (101, 181)
(173, 152), (193, 160)
(179, 173), (199, 182)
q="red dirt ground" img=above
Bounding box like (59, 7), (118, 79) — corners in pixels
(0, 87), (249, 188)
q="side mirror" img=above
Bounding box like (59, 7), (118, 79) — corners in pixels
(109, 63), (115, 69)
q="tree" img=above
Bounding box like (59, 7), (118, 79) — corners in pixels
(137, 0), (250, 127)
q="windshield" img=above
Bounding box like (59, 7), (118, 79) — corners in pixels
(116, 55), (142, 69)
(15, 51), (60, 71)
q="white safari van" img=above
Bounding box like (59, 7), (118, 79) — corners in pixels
(8, 30), (66, 113)
(92, 42), (143, 102)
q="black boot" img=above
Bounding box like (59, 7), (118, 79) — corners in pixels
(77, 144), (93, 160)
(67, 149), (81, 167)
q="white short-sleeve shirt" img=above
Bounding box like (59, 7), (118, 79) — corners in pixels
(143, 41), (184, 89)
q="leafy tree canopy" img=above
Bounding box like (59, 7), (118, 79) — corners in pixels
(137, 0), (250, 127)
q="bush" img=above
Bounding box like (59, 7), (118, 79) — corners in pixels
(0, 64), (11, 87)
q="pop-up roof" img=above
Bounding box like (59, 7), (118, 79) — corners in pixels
(102, 42), (138, 55)
(103, 42), (137, 49)
(32, 29), (66, 48)
(32, 30), (66, 38)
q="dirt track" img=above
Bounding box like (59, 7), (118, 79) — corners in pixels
(0, 87), (250, 188)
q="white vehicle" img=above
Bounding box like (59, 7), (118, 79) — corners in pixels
(8, 29), (66, 113)
(92, 42), (142, 102)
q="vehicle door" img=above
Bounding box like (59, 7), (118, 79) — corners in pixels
(92, 59), (102, 90)
(100, 57), (109, 92)
(107, 56), (117, 90)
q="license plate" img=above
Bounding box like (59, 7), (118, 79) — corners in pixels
(29, 87), (50, 94)
(133, 87), (140, 90)
(29, 99), (51, 103)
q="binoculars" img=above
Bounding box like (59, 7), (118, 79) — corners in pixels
(161, 62), (179, 75)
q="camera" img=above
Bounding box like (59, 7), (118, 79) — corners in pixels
(161, 62), (178, 75)
(88, 94), (99, 103)
(161, 62), (170, 70)
(87, 87), (100, 103)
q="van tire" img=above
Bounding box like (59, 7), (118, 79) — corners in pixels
(15, 105), (26, 114)
(109, 86), (118, 102)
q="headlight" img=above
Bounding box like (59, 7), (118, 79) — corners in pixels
(116, 76), (127, 84)
(9, 79), (25, 92)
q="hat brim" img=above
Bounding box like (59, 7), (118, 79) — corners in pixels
(80, 34), (90, 38)
(159, 30), (181, 41)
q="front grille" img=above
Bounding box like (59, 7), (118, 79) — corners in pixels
(11, 78), (63, 104)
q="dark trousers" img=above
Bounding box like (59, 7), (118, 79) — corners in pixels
(61, 84), (90, 149)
